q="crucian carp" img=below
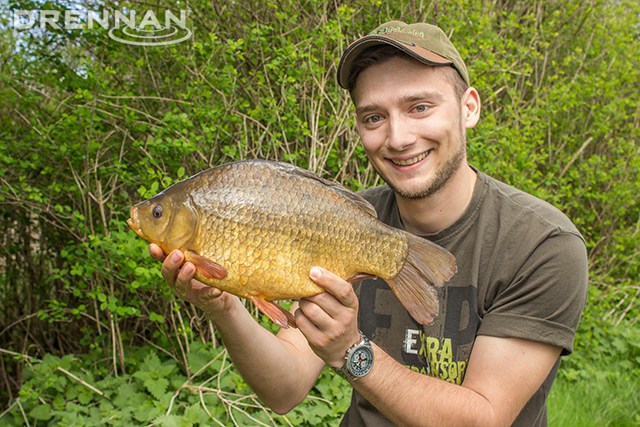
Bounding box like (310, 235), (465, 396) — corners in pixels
(127, 160), (457, 328)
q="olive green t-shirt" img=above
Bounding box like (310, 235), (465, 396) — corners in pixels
(340, 170), (588, 426)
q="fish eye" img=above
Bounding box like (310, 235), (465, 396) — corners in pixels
(152, 205), (163, 218)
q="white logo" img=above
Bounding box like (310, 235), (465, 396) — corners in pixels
(11, 9), (192, 46)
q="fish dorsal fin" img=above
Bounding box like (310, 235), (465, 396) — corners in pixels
(273, 161), (378, 218)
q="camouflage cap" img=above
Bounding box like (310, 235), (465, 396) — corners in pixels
(337, 21), (469, 90)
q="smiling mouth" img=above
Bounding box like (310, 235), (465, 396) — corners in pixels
(390, 150), (431, 166)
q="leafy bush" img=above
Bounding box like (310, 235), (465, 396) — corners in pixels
(3, 342), (349, 426)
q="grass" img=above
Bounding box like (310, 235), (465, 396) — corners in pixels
(548, 371), (640, 427)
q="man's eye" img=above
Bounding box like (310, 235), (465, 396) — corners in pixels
(365, 115), (382, 124)
(414, 104), (429, 113)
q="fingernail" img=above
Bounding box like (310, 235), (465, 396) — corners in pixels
(183, 263), (194, 275)
(170, 251), (182, 263)
(309, 267), (321, 280)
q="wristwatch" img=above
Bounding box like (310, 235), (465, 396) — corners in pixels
(334, 331), (374, 380)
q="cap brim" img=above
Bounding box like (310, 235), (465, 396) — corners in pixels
(337, 36), (453, 89)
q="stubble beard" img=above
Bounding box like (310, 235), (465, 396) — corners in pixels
(375, 123), (467, 201)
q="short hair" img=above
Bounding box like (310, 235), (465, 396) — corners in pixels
(346, 45), (469, 101)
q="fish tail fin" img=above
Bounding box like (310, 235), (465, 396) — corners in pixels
(386, 234), (457, 325)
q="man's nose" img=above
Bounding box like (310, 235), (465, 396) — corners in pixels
(386, 115), (417, 151)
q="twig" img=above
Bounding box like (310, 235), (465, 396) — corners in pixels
(56, 367), (110, 400)
(165, 386), (182, 416)
(0, 348), (39, 362)
(560, 137), (593, 178)
(0, 313), (41, 338)
(198, 387), (226, 426)
(97, 94), (193, 105)
(15, 399), (31, 427)
(0, 400), (18, 420)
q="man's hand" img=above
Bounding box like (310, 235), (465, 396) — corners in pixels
(295, 267), (361, 368)
(149, 244), (240, 319)
(148, 247), (326, 415)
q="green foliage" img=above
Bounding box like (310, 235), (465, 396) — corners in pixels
(548, 322), (640, 426)
(548, 301), (640, 425)
(1, 0), (639, 425)
(3, 342), (350, 426)
(560, 316), (640, 384)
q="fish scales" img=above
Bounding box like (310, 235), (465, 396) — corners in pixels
(127, 160), (457, 327)
(190, 162), (406, 300)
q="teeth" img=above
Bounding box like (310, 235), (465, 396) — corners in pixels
(392, 151), (430, 166)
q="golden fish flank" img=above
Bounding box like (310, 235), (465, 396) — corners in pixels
(127, 160), (457, 328)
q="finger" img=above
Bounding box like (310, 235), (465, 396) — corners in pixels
(295, 300), (361, 368)
(295, 303), (334, 346)
(174, 261), (196, 295)
(309, 267), (358, 308)
(294, 306), (319, 336)
(297, 298), (334, 329)
(199, 286), (223, 302)
(183, 278), (220, 304)
(161, 250), (185, 286)
(149, 243), (166, 261)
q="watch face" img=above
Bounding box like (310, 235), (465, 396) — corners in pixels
(348, 346), (374, 377)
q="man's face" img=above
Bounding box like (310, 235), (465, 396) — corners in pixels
(352, 55), (469, 200)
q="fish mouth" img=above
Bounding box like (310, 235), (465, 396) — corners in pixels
(389, 150), (431, 167)
(127, 206), (146, 239)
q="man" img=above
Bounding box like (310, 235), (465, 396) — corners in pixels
(150, 21), (588, 426)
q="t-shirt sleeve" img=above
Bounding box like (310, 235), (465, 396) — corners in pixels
(477, 231), (588, 354)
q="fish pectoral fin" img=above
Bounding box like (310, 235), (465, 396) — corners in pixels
(347, 273), (377, 284)
(250, 297), (297, 329)
(185, 251), (228, 280)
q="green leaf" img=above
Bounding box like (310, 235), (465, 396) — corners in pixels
(149, 312), (165, 323)
(144, 377), (169, 401)
(29, 403), (53, 421)
(153, 414), (183, 427)
(187, 348), (210, 375)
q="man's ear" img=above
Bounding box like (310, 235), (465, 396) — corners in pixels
(462, 87), (481, 129)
